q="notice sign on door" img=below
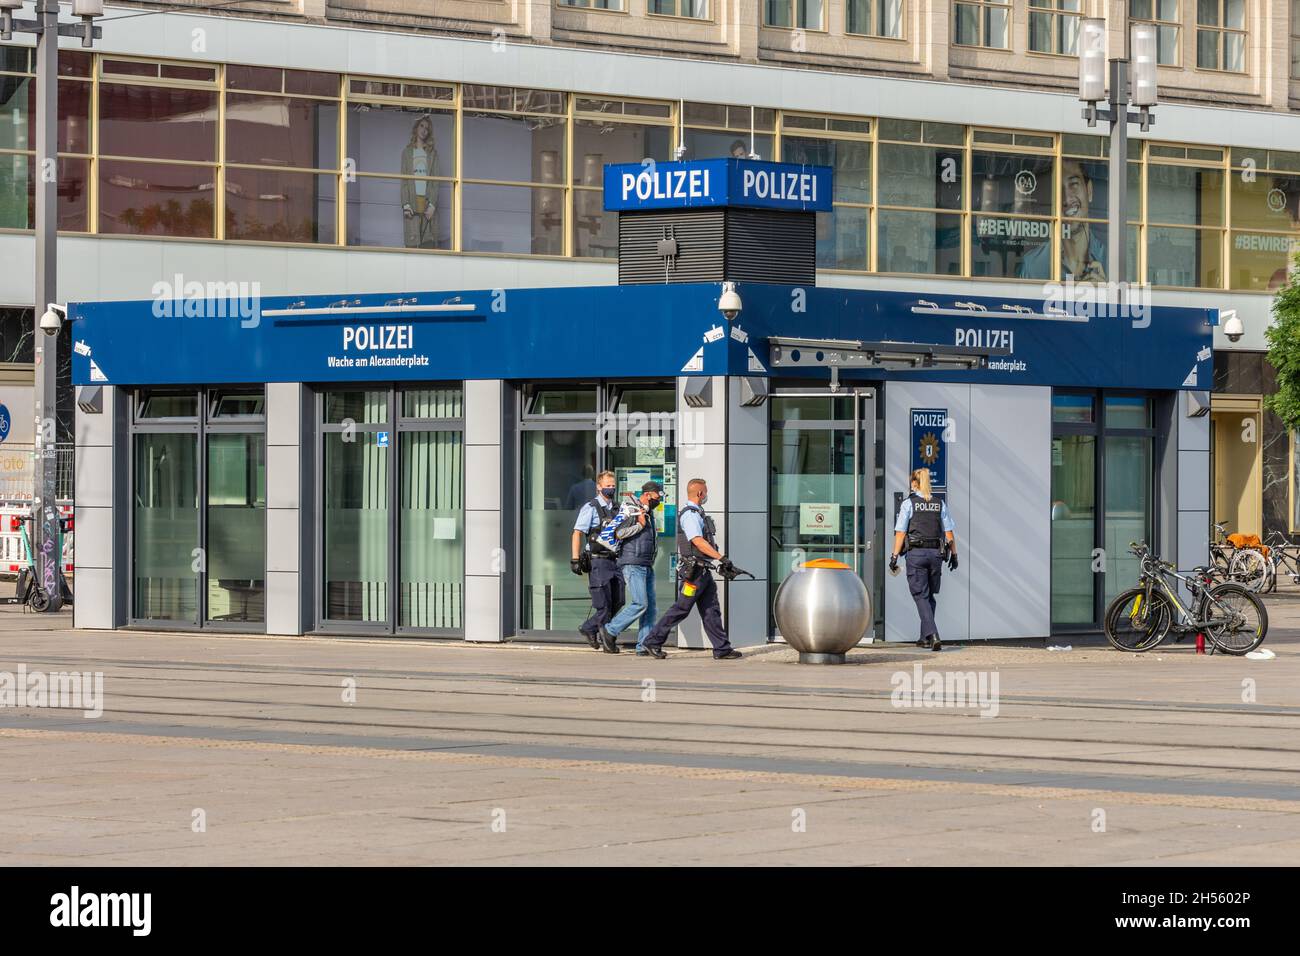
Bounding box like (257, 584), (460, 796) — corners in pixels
(911, 408), (947, 489)
(799, 503), (840, 536)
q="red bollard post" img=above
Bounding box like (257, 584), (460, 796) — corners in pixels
(1196, 632), (1206, 654)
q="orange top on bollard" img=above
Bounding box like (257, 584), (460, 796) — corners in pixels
(801, 559), (851, 570)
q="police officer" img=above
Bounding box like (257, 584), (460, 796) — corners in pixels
(572, 470), (624, 650)
(889, 467), (957, 652)
(641, 478), (741, 660)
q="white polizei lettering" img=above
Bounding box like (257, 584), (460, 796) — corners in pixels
(703, 168), (710, 194)
(621, 173), (635, 200)
(343, 328), (356, 350)
(743, 168), (755, 197)
(800, 174), (810, 202)
(811, 174), (817, 202)
(636, 172), (651, 201)
(689, 168), (702, 195)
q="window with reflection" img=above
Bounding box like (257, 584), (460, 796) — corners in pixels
(345, 82), (456, 251)
(682, 102), (775, 161)
(461, 85), (568, 256)
(954, 0), (1011, 48)
(1196, 0), (1246, 72)
(846, 0), (903, 37)
(765, 0), (826, 29)
(557, 0), (626, 8)
(1292, 1), (1300, 77)
(781, 114), (872, 270)
(876, 120), (963, 275)
(1131, 0), (1181, 65)
(1147, 145), (1226, 287)
(972, 144), (1055, 280)
(1229, 148), (1300, 291)
(572, 98), (674, 258)
(223, 67), (340, 244)
(649, 0), (709, 15)
(1029, 0), (1081, 55)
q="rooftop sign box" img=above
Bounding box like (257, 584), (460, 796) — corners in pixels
(603, 158), (833, 213)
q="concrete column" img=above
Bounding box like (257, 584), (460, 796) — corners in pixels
(464, 379), (505, 642)
(675, 375), (727, 648)
(1175, 394), (1211, 582)
(725, 377), (769, 647)
(265, 383), (305, 635)
(72, 386), (119, 629)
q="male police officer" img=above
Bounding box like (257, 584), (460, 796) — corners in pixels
(572, 470), (624, 650)
(641, 478), (741, 660)
(597, 481), (662, 655)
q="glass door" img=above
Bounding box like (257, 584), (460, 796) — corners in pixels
(768, 389), (876, 639)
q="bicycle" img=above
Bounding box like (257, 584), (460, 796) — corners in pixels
(1210, 522), (1270, 593)
(1104, 542), (1268, 655)
(1259, 532), (1300, 594)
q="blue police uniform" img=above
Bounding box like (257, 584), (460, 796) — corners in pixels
(895, 492), (955, 642)
(575, 495), (624, 640)
(643, 502), (735, 658)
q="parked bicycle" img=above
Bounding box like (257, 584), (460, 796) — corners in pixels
(1104, 542), (1267, 655)
(1209, 522), (1270, 593)
(1251, 532), (1300, 594)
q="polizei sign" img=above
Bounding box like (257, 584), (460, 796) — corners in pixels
(603, 158), (833, 213)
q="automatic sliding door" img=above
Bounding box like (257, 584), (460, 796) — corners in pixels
(133, 432), (200, 623)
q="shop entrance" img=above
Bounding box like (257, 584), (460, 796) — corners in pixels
(768, 389), (879, 641)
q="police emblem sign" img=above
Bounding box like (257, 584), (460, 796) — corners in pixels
(911, 408), (948, 489)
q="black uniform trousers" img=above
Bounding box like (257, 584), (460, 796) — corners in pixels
(905, 547), (944, 640)
(644, 571), (734, 657)
(580, 556), (624, 637)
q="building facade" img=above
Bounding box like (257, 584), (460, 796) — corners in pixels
(1, 1), (1298, 636)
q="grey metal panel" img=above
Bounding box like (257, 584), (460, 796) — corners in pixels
(74, 444), (113, 509)
(618, 210), (726, 285)
(1177, 449), (1210, 514)
(71, 568), (114, 630)
(266, 508), (301, 574)
(72, 506), (113, 570)
(1178, 403), (1211, 452)
(969, 385), (1051, 640)
(266, 571), (301, 636)
(724, 209), (816, 285)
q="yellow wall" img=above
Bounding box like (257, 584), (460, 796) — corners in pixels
(1212, 406), (1262, 538)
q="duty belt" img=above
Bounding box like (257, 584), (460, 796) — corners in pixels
(911, 538), (943, 549)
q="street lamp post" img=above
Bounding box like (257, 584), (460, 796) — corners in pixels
(0, 0), (102, 611)
(1078, 18), (1158, 293)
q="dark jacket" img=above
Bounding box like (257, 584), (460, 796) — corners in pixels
(617, 510), (658, 568)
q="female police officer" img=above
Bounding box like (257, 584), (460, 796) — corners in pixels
(888, 467), (957, 652)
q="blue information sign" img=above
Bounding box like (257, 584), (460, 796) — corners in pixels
(0, 404), (9, 443)
(603, 159), (833, 213)
(911, 408), (948, 489)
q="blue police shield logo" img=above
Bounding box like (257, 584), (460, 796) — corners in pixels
(910, 408), (947, 489)
(0, 404), (9, 443)
(376, 431), (389, 448)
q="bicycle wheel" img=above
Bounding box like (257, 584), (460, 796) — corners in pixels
(1229, 548), (1269, 593)
(1204, 583), (1268, 656)
(1104, 587), (1171, 652)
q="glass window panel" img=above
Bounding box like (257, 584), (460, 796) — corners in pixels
(1104, 434), (1152, 606)
(527, 387), (597, 415)
(58, 51), (91, 77)
(1224, 32), (1245, 72)
(954, 4), (980, 45)
(138, 391), (198, 418)
(972, 216), (1053, 279)
(285, 69), (339, 98)
(134, 432), (199, 623)
(1196, 29), (1219, 68)
(1057, 219), (1111, 280)
(224, 169), (337, 244)
(521, 429), (599, 631)
(98, 159), (216, 238)
(878, 118), (922, 142)
(683, 129), (774, 160)
(346, 104), (453, 177)
(347, 177), (452, 250)
(209, 389), (265, 418)
(1158, 25), (1179, 64)
(103, 59), (157, 78)
(1197, 0), (1217, 24)
(0, 77), (92, 154)
(1053, 394), (1095, 424)
(1147, 225), (1223, 287)
(225, 93), (339, 169)
(206, 434), (266, 624)
(573, 118), (673, 174)
(1051, 432), (1096, 625)
(877, 209), (962, 275)
(973, 152), (1054, 216)
(0, 155), (89, 232)
(781, 134), (871, 204)
(225, 64), (281, 91)
(0, 47), (30, 74)
(1230, 172), (1300, 231)
(461, 183), (563, 256)
(1105, 396), (1150, 428)
(986, 7), (1010, 47)
(402, 387), (463, 419)
(1131, 0), (1153, 21)
(877, 143), (963, 209)
(766, 0), (793, 27)
(325, 389), (388, 424)
(399, 430), (464, 629)
(1224, 0), (1244, 27)
(463, 111), (566, 184)
(461, 85), (565, 114)
(573, 193), (619, 259)
(98, 84), (218, 162)
(1230, 233), (1300, 292)
(324, 431), (390, 624)
(160, 64), (216, 83)
(815, 205), (869, 270)
(1157, 0), (1179, 18)
(1147, 164), (1225, 226)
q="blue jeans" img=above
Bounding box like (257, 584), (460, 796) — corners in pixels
(606, 564), (656, 650)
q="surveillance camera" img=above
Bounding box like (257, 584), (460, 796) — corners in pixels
(718, 281), (742, 321)
(40, 304), (65, 337)
(1221, 310), (1244, 343)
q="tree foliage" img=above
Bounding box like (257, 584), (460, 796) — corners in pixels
(1264, 255), (1300, 431)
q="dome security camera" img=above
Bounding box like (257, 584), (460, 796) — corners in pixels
(40, 304), (65, 337)
(718, 282), (742, 321)
(1221, 310), (1243, 343)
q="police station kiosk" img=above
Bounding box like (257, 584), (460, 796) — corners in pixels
(69, 158), (1215, 647)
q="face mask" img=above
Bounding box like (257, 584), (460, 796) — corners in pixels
(646, 498), (660, 510)
(599, 487), (615, 499)
(698, 494), (708, 506)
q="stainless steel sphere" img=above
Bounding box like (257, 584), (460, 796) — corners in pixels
(773, 560), (872, 664)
